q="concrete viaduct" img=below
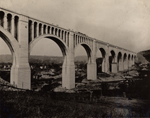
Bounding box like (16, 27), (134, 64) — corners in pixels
(0, 7), (136, 90)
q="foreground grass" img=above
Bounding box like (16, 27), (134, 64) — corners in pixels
(1, 91), (150, 118)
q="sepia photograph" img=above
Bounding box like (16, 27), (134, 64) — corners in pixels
(0, 0), (150, 117)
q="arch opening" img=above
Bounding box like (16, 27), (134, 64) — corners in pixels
(14, 16), (19, 40)
(123, 53), (128, 70)
(117, 52), (122, 71)
(7, 14), (12, 33)
(64, 31), (67, 42)
(58, 29), (61, 38)
(131, 55), (133, 65)
(28, 20), (32, 43)
(47, 26), (50, 34)
(128, 54), (131, 67)
(123, 53), (127, 61)
(34, 22), (37, 38)
(62, 30), (64, 40)
(0, 30), (17, 84)
(131, 55), (133, 61)
(74, 43), (91, 83)
(96, 48), (106, 74)
(51, 27), (54, 35)
(39, 23), (42, 36)
(109, 50), (116, 72)
(30, 35), (68, 91)
(43, 25), (46, 34)
(55, 28), (57, 36)
(0, 11), (4, 27)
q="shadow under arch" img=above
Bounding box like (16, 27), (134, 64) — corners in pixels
(0, 26), (19, 83)
(30, 34), (69, 56)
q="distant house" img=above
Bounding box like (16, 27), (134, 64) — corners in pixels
(40, 66), (43, 69)
(44, 66), (47, 69)
(3, 65), (6, 69)
(50, 69), (55, 73)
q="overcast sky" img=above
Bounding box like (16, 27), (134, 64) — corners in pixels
(0, 0), (150, 56)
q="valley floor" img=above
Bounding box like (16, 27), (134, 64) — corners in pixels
(0, 91), (150, 118)
(0, 63), (150, 117)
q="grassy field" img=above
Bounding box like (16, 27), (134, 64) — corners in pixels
(0, 91), (150, 118)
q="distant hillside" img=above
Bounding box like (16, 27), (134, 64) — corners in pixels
(75, 56), (88, 62)
(0, 55), (88, 64)
(0, 55), (12, 63)
(29, 55), (63, 64)
(2, 53), (149, 65)
(137, 49), (150, 63)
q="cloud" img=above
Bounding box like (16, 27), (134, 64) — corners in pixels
(0, 0), (150, 56)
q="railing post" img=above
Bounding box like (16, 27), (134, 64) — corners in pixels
(4, 13), (7, 30)
(36, 22), (39, 37)
(11, 15), (14, 37)
(105, 44), (110, 73)
(31, 21), (34, 41)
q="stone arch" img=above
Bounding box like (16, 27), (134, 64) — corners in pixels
(123, 53), (128, 70)
(128, 54), (131, 67)
(75, 42), (92, 62)
(30, 34), (69, 56)
(117, 52), (122, 71)
(109, 50), (116, 72)
(74, 42), (93, 81)
(0, 26), (19, 84)
(110, 50), (116, 62)
(0, 26), (19, 56)
(29, 34), (70, 89)
(96, 48), (106, 73)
